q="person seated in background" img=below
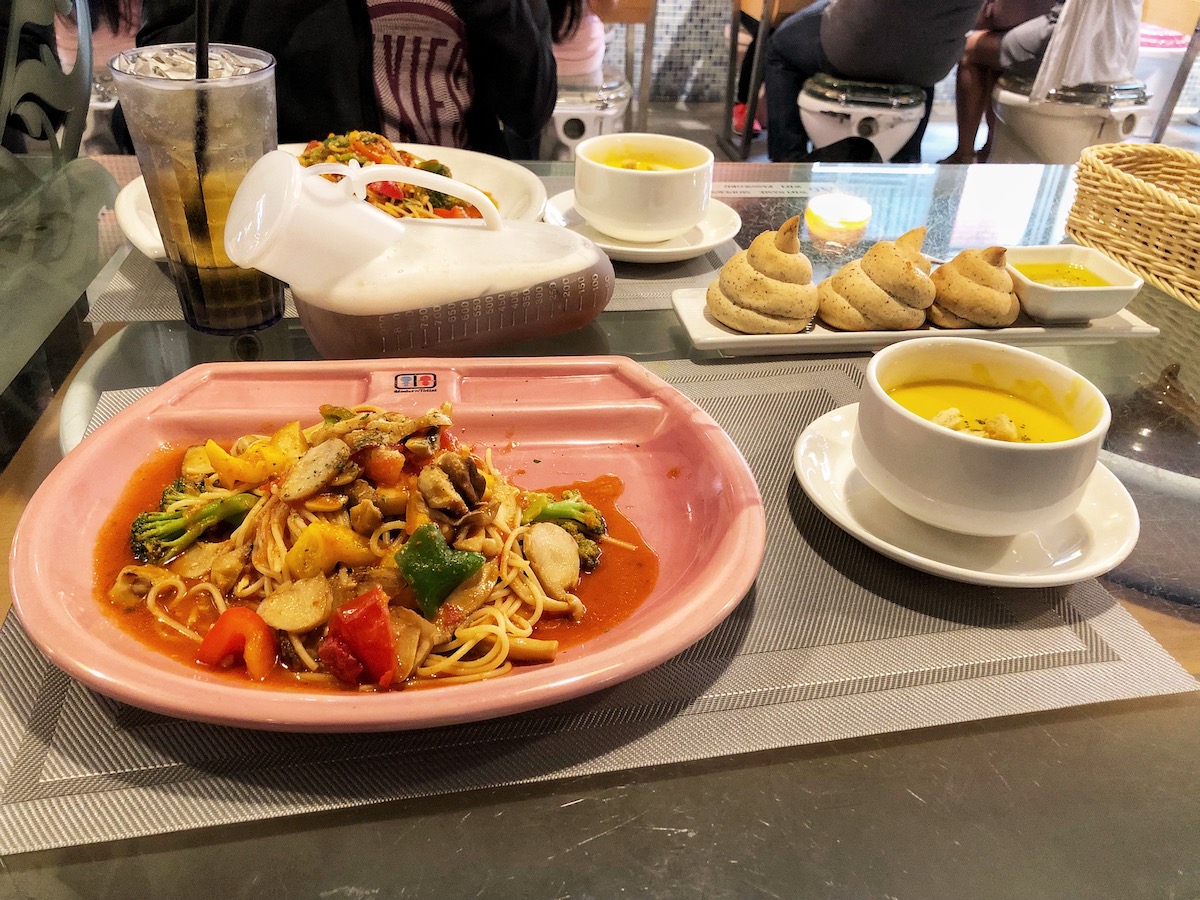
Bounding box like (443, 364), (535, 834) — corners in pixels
(763, 0), (985, 163)
(549, 0), (617, 83)
(939, 0), (1062, 163)
(135, 0), (558, 160)
(732, 11), (764, 137)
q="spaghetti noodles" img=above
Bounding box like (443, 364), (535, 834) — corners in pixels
(107, 404), (626, 691)
(298, 130), (493, 219)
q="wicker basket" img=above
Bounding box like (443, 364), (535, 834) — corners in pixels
(1066, 142), (1200, 313)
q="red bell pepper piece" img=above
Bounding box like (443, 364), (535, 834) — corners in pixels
(370, 180), (408, 200)
(318, 586), (396, 687)
(196, 606), (278, 680)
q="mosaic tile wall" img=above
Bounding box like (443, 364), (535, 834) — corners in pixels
(602, 0), (733, 103)
(603, 4), (1200, 113)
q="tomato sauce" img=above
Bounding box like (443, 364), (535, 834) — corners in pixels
(93, 447), (659, 691)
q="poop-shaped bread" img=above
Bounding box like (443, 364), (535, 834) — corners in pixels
(817, 227), (935, 331)
(928, 246), (1020, 328)
(705, 216), (818, 334)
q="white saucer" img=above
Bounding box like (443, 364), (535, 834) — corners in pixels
(544, 190), (741, 264)
(793, 405), (1140, 588)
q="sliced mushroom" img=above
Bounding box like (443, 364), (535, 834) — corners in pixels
(168, 540), (232, 580)
(389, 606), (443, 681)
(304, 492), (349, 514)
(403, 430), (441, 460)
(331, 566), (414, 611)
(279, 438), (352, 502)
(109, 565), (172, 610)
(438, 452), (485, 507)
(345, 479), (375, 505)
(329, 460), (362, 488)
(375, 483), (409, 517)
(417, 464), (469, 518)
(256, 576), (334, 633)
(209, 545), (249, 593)
(439, 559), (499, 623)
(349, 497), (384, 536)
(523, 522), (580, 602)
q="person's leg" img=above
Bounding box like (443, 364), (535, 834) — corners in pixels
(764, 0), (831, 162)
(976, 67), (1002, 161)
(737, 11), (759, 103)
(938, 30), (1003, 163)
(734, 11), (763, 135)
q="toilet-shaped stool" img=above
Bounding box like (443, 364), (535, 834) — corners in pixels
(542, 70), (632, 161)
(799, 73), (927, 162)
(989, 75), (1150, 164)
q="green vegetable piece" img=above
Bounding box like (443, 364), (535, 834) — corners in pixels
(395, 523), (486, 619)
(130, 493), (257, 564)
(521, 489), (606, 536)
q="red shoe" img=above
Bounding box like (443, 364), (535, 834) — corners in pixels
(732, 102), (762, 137)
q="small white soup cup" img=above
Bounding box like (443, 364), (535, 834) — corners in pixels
(573, 133), (713, 243)
(851, 337), (1111, 536)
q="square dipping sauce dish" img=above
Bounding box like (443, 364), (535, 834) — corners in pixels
(1006, 244), (1143, 324)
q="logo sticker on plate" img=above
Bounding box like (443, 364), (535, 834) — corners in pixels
(394, 373), (438, 392)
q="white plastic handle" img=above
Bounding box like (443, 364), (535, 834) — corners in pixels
(303, 159), (503, 231)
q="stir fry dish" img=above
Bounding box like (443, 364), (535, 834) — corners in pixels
(298, 131), (492, 219)
(103, 404), (653, 690)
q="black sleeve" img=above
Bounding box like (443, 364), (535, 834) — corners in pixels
(450, 0), (558, 142)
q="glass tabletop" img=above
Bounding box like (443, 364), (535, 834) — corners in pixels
(4, 158), (1199, 897)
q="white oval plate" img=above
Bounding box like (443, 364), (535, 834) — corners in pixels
(544, 190), (741, 264)
(115, 142), (548, 260)
(793, 404), (1140, 588)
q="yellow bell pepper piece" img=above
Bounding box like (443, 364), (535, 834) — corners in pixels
(204, 422), (307, 489)
(269, 420), (309, 461)
(286, 521), (378, 579)
(181, 444), (214, 477)
(404, 485), (432, 536)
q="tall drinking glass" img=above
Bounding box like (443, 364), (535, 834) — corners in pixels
(110, 44), (284, 334)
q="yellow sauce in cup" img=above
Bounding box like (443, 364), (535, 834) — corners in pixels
(1013, 262), (1109, 288)
(600, 151), (686, 171)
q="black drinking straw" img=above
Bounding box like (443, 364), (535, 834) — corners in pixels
(195, 0), (210, 154)
(186, 0), (211, 287)
(196, 0), (210, 78)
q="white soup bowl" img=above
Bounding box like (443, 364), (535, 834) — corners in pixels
(851, 337), (1111, 536)
(573, 133), (713, 243)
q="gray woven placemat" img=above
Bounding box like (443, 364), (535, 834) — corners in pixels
(2, 357), (1195, 853)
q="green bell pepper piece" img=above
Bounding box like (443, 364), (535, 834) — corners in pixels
(394, 523), (485, 619)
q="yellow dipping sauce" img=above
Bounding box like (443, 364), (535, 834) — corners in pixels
(888, 380), (1079, 443)
(1013, 262), (1109, 288)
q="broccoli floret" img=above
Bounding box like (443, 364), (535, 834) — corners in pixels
(522, 489), (606, 535)
(417, 159), (460, 210)
(131, 493), (258, 564)
(552, 520), (603, 572)
(522, 490), (606, 570)
(159, 477), (205, 508)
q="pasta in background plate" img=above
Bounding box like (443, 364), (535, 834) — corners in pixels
(298, 130), (495, 220)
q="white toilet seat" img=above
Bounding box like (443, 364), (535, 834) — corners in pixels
(798, 73), (926, 162)
(989, 77), (1149, 164)
(542, 71), (631, 161)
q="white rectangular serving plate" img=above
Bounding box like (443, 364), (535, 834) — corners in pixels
(671, 288), (1160, 357)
